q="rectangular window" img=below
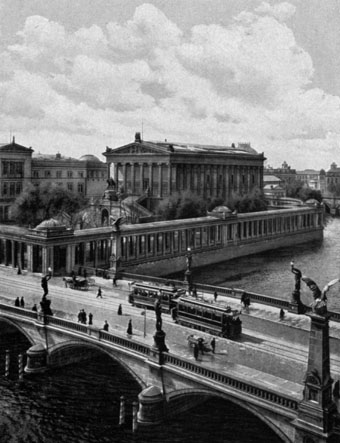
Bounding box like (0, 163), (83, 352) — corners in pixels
(56, 171), (62, 178)
(78, 171), (84, 178)
(2, 183), (8, 196)
(67, 171), (73, 178)
(15, 182), (22, 195)
(10, 183), (15, 196)
(67, 182), (73, 191)
(33, 171), (39, 178)
(77, 183), (84, 193)
(45, 170), (51, 178)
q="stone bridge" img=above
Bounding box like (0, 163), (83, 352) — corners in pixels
(0, 303), (339, 443)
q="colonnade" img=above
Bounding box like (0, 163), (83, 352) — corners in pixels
(109, 162), (263, 199)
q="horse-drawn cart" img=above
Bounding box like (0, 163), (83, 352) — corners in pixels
(63, 276), (89, 291)
(187, 334), (213, 353)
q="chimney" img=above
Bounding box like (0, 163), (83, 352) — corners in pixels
(135, 132), (142, 143)
(56, 153), (61, 160)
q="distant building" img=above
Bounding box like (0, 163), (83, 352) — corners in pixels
(326, 162), (340, 193)
(264, 161), (296, 186)
(0, 138), (107, 222)
(263, 175), (286, 200)
(103, 132), (265, 208)
(296, 169), (326, 192)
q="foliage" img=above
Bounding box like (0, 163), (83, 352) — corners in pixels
(228, 188), (268, 213)
(12, 183), (89, 227)
(156, 189), (267, 220)
(156, 192), (207, 220)
(286, 180), (323, 202)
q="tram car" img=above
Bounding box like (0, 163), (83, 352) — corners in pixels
(173, 297), (242, 339)
(128, 282), (186, 313)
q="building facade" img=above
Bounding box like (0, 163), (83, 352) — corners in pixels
(103, 133), (265, 206)
(264, 162), (297, 186)
(0, 139), (107, 222)
(0, 205), (324, 277)
(296, 169), (326, 192)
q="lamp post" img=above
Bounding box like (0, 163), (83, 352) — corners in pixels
(143, 307), (146, 338)
(184, 247), (193, 292)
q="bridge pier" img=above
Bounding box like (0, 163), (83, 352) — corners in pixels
(294, 312), (340, 442)
(137, 385), (165, 425)
(25, 343), (48, 374)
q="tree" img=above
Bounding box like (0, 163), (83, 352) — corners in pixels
(228, 188), (268, 213)
(156, 192), (206, 220)
(12, 183), (89, 227)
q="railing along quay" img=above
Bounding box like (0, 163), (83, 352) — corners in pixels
(120, 272), (340, 323)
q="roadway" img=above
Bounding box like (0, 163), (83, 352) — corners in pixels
(1, 266), (340, 399)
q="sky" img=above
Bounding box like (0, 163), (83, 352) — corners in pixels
(0, 0), (340, 170)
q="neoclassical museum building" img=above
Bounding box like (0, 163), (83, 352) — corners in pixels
(103, 132), (265, 208)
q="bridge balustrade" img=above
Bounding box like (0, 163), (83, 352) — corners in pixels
(100, 330), (150, 356)
(163, 353), (298, 411)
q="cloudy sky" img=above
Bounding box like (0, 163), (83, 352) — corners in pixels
(1, 0), (340, 170)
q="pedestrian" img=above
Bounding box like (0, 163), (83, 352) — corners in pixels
(88, 313), (93, 325)
(127, 319), (133, 335)
(193, 343), (199, 361)
(117, 304), (122, 315)
(192, 287), (197, 298)
(280, 308), (285, 320)
(113, 276), (118, 287)
(211, 337), (216, 354)
(96, 287), (102, 298)
(103, 320), (109, 331)
(77, 310), (82, 323)
(82, 309), (87, 324)
(214, 291), (218, 302)
(83, 268), (87, 279)
(20, 297), (25, 308)
(14, 297), (20, 307)
(32, 304), (37, 312)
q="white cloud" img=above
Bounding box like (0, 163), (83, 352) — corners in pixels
(1, 2), (340, 169)
(255, 2), (296, 22)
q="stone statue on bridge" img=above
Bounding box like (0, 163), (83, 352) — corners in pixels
(301, 275), (339, 315)
(154, 298), (162, 331)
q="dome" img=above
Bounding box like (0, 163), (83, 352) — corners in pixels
(79, 154), (101, 163)
(35, 218), (64, 230)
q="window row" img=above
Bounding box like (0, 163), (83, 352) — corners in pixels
(2, 161), (24, 177)
(1, 181), (22, 197)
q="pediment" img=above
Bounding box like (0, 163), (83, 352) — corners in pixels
(109, 142), (170, 156)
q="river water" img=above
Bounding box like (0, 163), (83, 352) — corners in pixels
(1, 218), (340, 442)
(189, 216), (340, 312)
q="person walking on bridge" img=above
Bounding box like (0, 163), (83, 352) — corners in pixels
(96, 287), (103, 298)
(20, 297), (25, 308)
(127, 319), (133, 336)
(103, 320), (109, 331)
(15, 297), (20, 307)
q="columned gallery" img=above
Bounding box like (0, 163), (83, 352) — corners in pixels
(103, 133), (265, 201)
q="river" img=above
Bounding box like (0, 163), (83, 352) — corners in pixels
(1, 218), (340, 442)
(188, 216), (340, 312)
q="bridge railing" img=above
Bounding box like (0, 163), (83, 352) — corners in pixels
(0, 302), (300, 411)
(163, 353), (299, 412)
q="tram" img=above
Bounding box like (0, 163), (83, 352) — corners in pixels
(128, 282), (186, 313)
(172, 297), (242, 339)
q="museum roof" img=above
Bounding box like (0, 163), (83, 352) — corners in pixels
(104, 132), (263, 157)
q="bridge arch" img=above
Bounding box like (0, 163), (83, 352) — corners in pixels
(48, 340), (146, 389)
(167, 388), (291, 443)
(0, 316), (36, 346)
